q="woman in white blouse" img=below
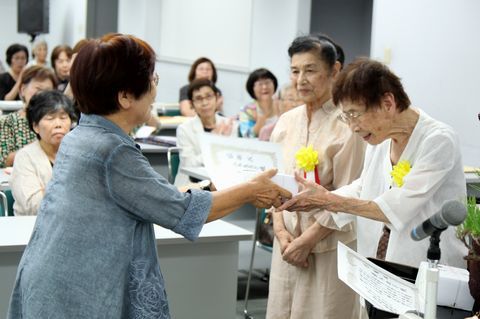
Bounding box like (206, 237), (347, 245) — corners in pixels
(11, 90), (76, 215)
(174, 79), (238, 186)
(280, 57), (467, 269)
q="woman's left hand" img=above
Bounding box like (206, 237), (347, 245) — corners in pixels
(277, 172), (331, 212)
(282, 235), (313, 268)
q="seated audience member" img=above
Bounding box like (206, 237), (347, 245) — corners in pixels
(11, 90), (76, 215)
(0, 66), (56, 167)
(279, 59), (468, 318)
(175, 79), (238, 186)
(258, 84), (302, 141)
(28, 38), (49, 68)
(51, 45), (73, 92)
(179, 57), (223, 116)
(0, 44), (29, 100)
(239, 68), (279, 138)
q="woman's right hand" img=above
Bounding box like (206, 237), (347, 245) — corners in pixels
(249, 169), (292, 208)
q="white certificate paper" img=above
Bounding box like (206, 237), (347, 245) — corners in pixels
(337, 242), (420, 315)
(200, 134), (286, 190)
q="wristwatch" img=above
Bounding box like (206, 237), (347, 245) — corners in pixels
(198, 180), (212, 191)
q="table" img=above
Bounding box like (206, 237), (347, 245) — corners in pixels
(180, 166), (209, 181)
(0, 101), (22, 114)
(0, 216), (252, 318)
(156, 116), (188, 137)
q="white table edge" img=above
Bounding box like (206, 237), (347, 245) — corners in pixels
(0, 216), (252, 253)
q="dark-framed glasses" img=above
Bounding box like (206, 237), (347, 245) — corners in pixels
(337, 110), (366, 124)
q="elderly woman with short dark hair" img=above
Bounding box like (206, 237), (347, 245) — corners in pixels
(7, 33), (290, 319)
(10, 90), (76, 216)
(266, 36), (365, 319)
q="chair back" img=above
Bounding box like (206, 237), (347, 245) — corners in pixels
(5, 189), (14, 216)
(0, 191), (8, 216)
(167, 147), (181, 184)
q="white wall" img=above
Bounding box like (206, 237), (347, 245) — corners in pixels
(371, 0), (480, 166)
(0, 0), (87, 69)
(118, 0), (311, 116)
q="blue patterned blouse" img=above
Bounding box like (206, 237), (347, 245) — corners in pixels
(8, 114), (212, 319)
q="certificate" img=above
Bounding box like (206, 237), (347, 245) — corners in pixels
(200, 134), (286, 190)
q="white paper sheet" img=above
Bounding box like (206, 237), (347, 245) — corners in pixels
(271, 173), (298, 196)
(200, 134), (286, 190)
(337, 242), (420, 315)
(135, 125), (156, 138)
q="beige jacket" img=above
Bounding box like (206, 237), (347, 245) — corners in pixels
(11, 140), (52, 215)
(270, 100), (366, 253)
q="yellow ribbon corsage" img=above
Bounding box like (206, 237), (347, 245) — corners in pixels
(391, 160), (411, 187)
(295, 145), (319, 172)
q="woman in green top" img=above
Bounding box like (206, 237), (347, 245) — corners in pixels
(0, 65), (57, 167)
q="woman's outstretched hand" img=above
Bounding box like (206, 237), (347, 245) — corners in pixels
(277, 172), (330, 212)
(249, 169), (292, 208)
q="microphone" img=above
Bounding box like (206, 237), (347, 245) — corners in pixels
(410, 200), (466, 241)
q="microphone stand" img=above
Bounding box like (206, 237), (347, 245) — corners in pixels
(424, 229), (442, 319)
(400, 230), (442, 319)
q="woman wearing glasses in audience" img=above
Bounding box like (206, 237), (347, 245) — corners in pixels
(266, 36), (366, 319)
(0, 44), (29, 100)
(179, 57), (224, 116)
(7, 34), (291, 319)
(175, 78), (238, 186)
(11, 90), (76, 216)
(239, 68), (280, 138)
(0, 66), (57, 167)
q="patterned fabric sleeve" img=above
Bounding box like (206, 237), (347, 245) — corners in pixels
(0, 115), (14, 167)
(0, 113), (37, 168)
(238, 102), (257, 138)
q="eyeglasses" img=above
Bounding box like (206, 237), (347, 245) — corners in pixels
(192, 93), (215, 104)
(337, 110), (366, 124)
(152, 73), (159, 87)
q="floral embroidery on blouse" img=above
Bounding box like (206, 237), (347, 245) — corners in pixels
(128, 260), (170, 319)
(0, 112), (37, 167)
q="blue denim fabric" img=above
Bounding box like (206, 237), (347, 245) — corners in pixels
(7, 114), (212, 319)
